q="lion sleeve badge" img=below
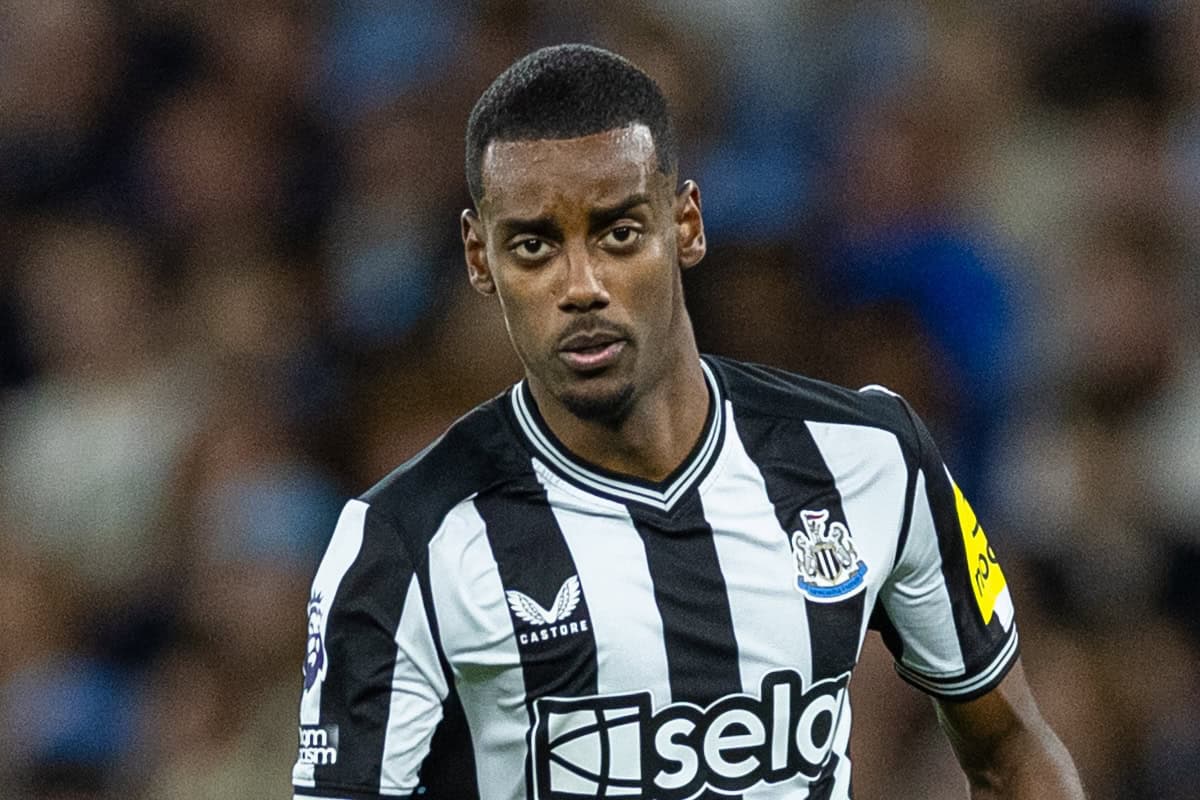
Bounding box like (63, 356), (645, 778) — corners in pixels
(303, 591), (327, 691)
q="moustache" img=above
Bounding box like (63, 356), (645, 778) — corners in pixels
(556, 318), (632, 351)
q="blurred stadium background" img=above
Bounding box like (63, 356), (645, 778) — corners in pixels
(1, 1), (1197, 798)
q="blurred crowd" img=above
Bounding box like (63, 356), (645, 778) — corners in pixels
(0, 1), (1196, 798)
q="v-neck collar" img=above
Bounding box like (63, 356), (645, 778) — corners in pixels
(509, 358), (725, 512)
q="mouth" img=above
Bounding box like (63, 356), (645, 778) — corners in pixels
(558, 331), (627, 372)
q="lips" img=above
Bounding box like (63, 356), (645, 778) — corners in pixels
(558, 329), (627, 372)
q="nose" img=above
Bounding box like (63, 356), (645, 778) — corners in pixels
(558, 243), (609, 312)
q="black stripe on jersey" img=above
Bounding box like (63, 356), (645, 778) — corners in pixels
(315, 506), (413, 790)
(725, 381), (869, 792)
(868, 602), (906, 666)
(892, 415), (920, 571)
(414, 685), (475, 797)
(728, 408), (866, 684)
(629, 488), (741, 707)
(334, 399), (527, 797)
(807, 592), (867, 686)
(413, 554), (478, 797)
(475, 480), (600, 702)
(806, 769), (837, 800)
(475, 481), (599, 800)
(903, 400), (1018, 690)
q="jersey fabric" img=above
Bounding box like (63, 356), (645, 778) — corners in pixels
(293, 355), (1018, 800)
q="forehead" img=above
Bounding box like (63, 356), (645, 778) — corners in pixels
(479, 124), (666, 218)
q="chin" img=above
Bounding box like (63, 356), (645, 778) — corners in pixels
(559, 380), (635, 423)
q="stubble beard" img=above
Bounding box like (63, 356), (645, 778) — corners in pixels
(558, 379), (636, 425)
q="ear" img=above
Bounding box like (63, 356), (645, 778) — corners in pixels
(674, 180), (706, 270)
(462, 209), (495, 295)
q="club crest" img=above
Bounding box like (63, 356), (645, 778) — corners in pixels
(791, 509), (867, 601)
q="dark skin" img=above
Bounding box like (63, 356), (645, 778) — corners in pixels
(938, 662), (1085, 797)
(463, 125), (708, 480)
(462, 123), (1085, 798)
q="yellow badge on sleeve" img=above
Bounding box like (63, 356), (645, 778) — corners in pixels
(953, 481), (1007, 625)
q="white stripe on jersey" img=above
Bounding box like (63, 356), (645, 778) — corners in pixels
(700, 403), (830, 799)
(426, 499), (528, 800)
(294, 499), (368, 789)
(882, 469), (967, 678)
(380, 574), (450, 795)
(532, 465), (673, 701)
(805, 421), (909, 581)
(700, 401), (815, 693)
(799, 422), (912, 800)
(993, 582), (1015, 631)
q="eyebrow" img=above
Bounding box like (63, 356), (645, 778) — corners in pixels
(494, 194), (653, 242)
(587, 194), (653, 231)
(495, 215), (562, 242)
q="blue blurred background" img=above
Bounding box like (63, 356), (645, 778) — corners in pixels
(1, 2), (1197, 797)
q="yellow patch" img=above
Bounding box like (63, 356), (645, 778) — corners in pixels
(953, 482), (1007, 625)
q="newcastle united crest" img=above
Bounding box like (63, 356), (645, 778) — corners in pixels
(791, 509), (868, 601)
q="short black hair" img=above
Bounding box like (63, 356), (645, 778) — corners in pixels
(465, 44), (678, 204)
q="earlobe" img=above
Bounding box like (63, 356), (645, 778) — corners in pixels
(675, 180), (706, 270)
(462, 209), (496, 295)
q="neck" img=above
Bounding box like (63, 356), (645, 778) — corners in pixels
(532, 349), (710, 484)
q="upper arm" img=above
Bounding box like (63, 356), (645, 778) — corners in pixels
(293, 499), (456, 799)
(934, 658), (1043, 773)
(935, 660), (1085, 797)
(866, 396), (1084, 796)
(870, 397), (1019, 701)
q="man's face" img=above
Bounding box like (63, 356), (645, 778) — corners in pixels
(463, 124), (704, 422)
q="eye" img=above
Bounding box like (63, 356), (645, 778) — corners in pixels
(511, 237), (552, 260)
(601, 226), (642, 249)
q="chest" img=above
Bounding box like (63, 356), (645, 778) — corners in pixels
(432, 475), (902, 700)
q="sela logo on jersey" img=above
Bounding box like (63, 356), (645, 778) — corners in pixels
(531, 669), (850, 800)
(303, 591), (326, 691)
(791, 509), (868, 602)
(297, 723), (338, 766)
(506, 575), (591, 646)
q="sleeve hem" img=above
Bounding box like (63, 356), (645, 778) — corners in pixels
(893, 625), (1020, 703)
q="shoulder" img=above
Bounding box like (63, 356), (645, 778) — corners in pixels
(357, 391), (530, 554)
(705, 354), (920, 451)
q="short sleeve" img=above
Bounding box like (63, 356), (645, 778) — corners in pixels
(871, 400), (1019, 702)
(292, 500), (452, 798)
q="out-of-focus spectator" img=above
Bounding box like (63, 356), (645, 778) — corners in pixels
(0, 220), (204, 598)
(135, 375), (336, 799)
(0, 0), (120, 209)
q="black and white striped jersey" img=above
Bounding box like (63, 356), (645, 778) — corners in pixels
(293, 355), (1018, 800)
